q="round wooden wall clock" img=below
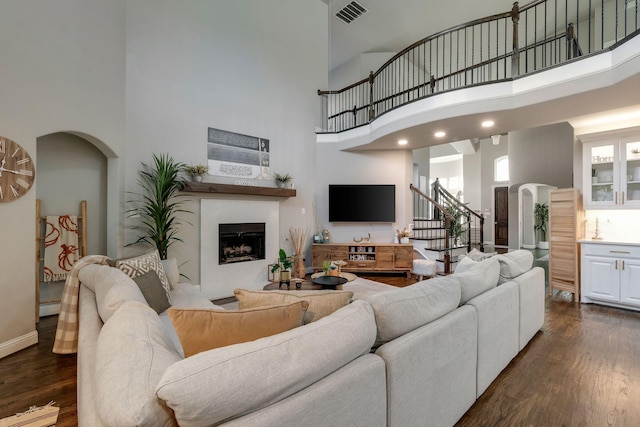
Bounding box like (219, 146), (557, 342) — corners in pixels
(0, 136), (36, 202)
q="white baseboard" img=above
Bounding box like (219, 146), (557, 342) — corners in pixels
(0, 330), (38, 359)
(522, 244), (537, 249)
(39, 302), (61, 317)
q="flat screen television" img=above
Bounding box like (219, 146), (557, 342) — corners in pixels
(329, 184), (396, 222)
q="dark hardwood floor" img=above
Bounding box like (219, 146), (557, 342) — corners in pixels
(2, 273), (640, 426)
(0, 315), (77, 426)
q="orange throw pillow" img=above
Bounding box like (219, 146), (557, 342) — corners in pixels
(168, 301), (308, 357)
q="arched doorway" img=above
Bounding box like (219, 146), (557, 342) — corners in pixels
(36, 132), (110, 316)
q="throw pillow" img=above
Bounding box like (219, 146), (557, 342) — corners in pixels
(233, 289), (354, 324)
(454, 255), (477, 273)
(452, 257), (500, 305)
(132, 270), (171, 314)
(168, 301), (309, 357)
(160, 257), (180, 288)
(114, 250), (171, 302)
(494, 250), (534, 284)
(465, 248), (498, 261)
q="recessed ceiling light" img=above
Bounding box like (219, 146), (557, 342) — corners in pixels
(434, 131), (446, 138)
(398, 139), (408, 146)
(482, 120), (495, 128)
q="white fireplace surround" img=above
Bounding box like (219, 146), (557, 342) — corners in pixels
(201, 199), (279, 299)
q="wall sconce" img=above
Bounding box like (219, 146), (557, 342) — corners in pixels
(491, 134), (501, 145)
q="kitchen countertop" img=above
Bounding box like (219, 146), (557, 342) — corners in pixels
(578, 239), (640, 247)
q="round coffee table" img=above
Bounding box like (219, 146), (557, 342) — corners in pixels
(263, 280), (322, 291)
(311, 275), (348, 289)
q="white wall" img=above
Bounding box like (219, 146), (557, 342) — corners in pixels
(123, 0), (328, 284)
(314, 144), (414, 244)
(0, 0), (125, 357)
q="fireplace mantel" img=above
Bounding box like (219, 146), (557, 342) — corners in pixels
(182, 182), (296, 198)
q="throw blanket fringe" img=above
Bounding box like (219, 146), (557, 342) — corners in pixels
(53, 255), (111, 354)
(0, 401), (59, 427)
(43, 215), (80, 282)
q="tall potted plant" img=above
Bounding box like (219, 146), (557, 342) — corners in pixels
(128, 153), (190, 260)
(534, 202), (549, 249)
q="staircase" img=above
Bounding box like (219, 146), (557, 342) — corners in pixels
(410, 181), (485, 274)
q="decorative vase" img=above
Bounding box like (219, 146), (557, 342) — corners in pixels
(400, 237), (410, 244)
(293, 256), (306, 279)
(193, 175), (203, 182)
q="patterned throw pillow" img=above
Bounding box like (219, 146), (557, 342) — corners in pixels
(115, 250), (171, 302)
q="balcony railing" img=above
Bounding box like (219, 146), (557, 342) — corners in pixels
(318, 0), (640, 133)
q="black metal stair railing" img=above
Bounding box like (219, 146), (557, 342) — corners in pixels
(318, 0), (640, 134)
(431, 178), (485, 253)
(410, 183), (455, 274)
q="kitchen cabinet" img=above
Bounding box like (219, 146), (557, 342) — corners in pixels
(583, 138), (640, 209)
(581, 242), (640, 311)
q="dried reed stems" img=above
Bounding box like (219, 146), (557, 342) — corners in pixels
(289, 227), (309, 279)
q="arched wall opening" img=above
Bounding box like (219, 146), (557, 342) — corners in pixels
(35, 131), (117, 316)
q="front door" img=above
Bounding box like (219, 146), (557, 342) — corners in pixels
(494, 186), (509, 246)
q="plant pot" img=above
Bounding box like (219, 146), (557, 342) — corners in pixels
(400, 237), (410, 244)
(537, 241), (549, 249)
(193, 175), (203, 182)
(280, 270), (291, 281)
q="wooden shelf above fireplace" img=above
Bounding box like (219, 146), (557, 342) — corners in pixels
(182, 181), (296, 198)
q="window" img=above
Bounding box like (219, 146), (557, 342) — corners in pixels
(495, 156), (509, 182)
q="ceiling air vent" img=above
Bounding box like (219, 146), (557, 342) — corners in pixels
(335, 1), (368, 25)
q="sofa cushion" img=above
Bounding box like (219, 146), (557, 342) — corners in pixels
(78, 264), (149, 323)
(156, 300), (377, 426)
(168, 302), (309, 357)
(363, 276), (461, 345)
(114, 250), (172, 300)
(452, 257), (500, 305)
(94, 300), (180, 427)
(161, 258), (180, 288)
(464, 248), (497, 261)
(234, 288), (354, 324)
(133, 270), (171, 314)
(494, 250), (534, 284)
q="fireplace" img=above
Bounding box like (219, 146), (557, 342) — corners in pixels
(202, 199), (279, 299)
(219, 222), (266, 265)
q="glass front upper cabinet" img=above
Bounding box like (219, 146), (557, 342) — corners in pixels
(586, 142), (617, 207)
(584, 138), (640, 209)
(623, 139), (640, 205)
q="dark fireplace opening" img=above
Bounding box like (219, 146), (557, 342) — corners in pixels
(219, 222), (266, 265)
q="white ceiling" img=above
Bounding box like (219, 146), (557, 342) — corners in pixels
(321, 0), (640, 151)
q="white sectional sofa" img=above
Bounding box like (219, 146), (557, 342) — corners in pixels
(75, 250), (544, 427)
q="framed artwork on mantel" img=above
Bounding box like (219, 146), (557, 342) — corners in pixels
(207, 127), (269, 180)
